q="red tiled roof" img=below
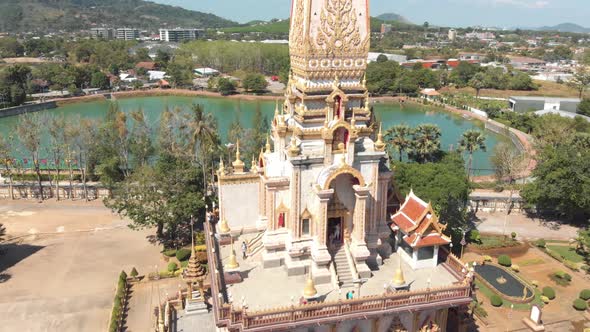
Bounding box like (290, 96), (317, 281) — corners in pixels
(404, 233), (451, 248)
(136, 61), (156, 70)
(402, 197), (425, 221)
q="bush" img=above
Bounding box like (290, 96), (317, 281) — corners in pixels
(535, 239), (546, 248)
(511, 264), (520, 272)
(581, 265), (590, 273)
(195, 232), (206, 245)
(541, 296), (550, 304)
(565, 273), (572, 281)
(547, 249), (564, 262)
(498, 255), (512, 267)
(195, 244), (207, 252)
(491, 295), (503, 307)
(195, 251), (208, 264)
(469, 230), (482, 244)
(163, 249), (177, 257)
(564, 260), (579, 271)
(130, 267), (138, 278)
(176, 248), (192, 262)
(511, 232), (517, 239)
(573, 298), (588, 311)
(167, 262), (178, 272)
(483, 255), (492, 262)
(580, 289), (590, 300)
(531, 280), (539, 288)
(542, 287), (556, 300)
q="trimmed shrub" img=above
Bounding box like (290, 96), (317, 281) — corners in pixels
(564, 260), (579, 271)
(580, 289), (590, 301)
(195, 245), (207, 252)
(547, 249), (564, 262)
(540, 296), (550, 304)
(130, 267), (138, 278)
(531, 280), (539, 288)
(167, 262), (178, 272)
(176, 248), (192, 262)
(564, 273), (573, 281)
(535, 239), (546, 248)
(195, 251), (208, 264)
(542, 287), (556, 300)
(469, 230), (482, 244)
(511, 264), (520, 272)
(491, 295), (503, 307)
(511, 232), (517, 239)
(581, 265), (590, 273)
(163, 249), (177, 257)
(498, 255), (512, 267)
(573, 298), (588, 311)
(482, 255), (492, 262)
(195, 231), (206, 245)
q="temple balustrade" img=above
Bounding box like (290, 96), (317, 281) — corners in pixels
(205, 221), (472, 332)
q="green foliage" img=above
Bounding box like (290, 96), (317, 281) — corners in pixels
(0, 37), (24, 57)
(130, 267), (138, 278)
(194, 244), (207, 252)
(366, 59), (439, 95)
(167, 262), (178, 272)
(578, 99), (590, 117)
(498, 255), (512, 267)
(217, 78), (237, 96)
(90, 71), (110, 90)
(580, 289), (590, 300)
(535, 239), (546, 248)
(242, 73), (268, 93)
(468, 230), (482, 244)
(550, 271), (572, 286)
(511, 232), (517, 239)
(176, 248), (192, 262)
(0, 64), (31, 107)
(563, 260), (580, 271)
(542, 287), (555, 300)
(474, 234), (520, 250)
(393, 152), (470, 240)
(573, 298), (588, 311)
(490, 295), (503, 307)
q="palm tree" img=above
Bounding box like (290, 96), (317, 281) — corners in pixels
(469, 72), (486, 98)
(412, 124), (441, 163)
(458, 130), (487, 178)
(0, 223), (5, 242)
(187, 104), (219, 194)
(385, 124), (413, 162)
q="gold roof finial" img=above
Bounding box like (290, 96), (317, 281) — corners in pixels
(288, 135), (300, 157)
(232, 139), (245, 173)
(265, 134), (271, 153)
(250, 157), (258, 174)
(392, 257), (406, 286)
(351, 108), (356, 127)
(362, 73), (367, 88)
(185, 218), (206, 281)
(225, 237), (240, 270)
(303, 261), (317, 298)
(217, 157), (225, 176)
(218, 207), (231, 234)
(375, 122), (386, 152)
(365, 98), (370, 112)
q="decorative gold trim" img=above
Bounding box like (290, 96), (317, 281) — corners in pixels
(323, 165), (365, 190)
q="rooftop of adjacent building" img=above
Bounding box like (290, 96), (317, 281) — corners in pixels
(509, 96), (581, 102)
(218, 233), (462, 311)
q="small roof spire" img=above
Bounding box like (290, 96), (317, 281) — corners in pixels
(232, 139), (245, 173)
(374, 122), (385, 152)
(265, 134), (271, 153)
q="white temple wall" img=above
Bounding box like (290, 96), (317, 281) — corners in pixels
(220, 182), (260, 231)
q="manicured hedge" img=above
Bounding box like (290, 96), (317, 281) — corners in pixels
(176, 248), (192, 262)
(167, 262), (178, 272)
(498, 255), (512, 267)
(573, 298), (588, 311)
(535, 239), (546, 248)
(163, 249), (177, 257)
(109, 271), (128, 332)
(580, 289), (590, 301)
(542, 287), (555, 300)
(491, 295), (503, 307)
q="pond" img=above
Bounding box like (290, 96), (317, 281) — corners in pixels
(0, 96), (512, 174)
(475, 263), (534, 300)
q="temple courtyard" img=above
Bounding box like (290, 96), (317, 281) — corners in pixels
(0, 200), (166, 332)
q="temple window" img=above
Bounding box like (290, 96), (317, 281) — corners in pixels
(301, 218), (310, 236)
(418, 246), (435, 260)
(334, 95), (342, 119)
(332, 127), (349, 151)
(278, 212), (286, 228)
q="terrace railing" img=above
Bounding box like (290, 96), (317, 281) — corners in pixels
(204, 221), (473, 331)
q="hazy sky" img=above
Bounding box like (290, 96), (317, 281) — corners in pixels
(152, 0), (589, 27)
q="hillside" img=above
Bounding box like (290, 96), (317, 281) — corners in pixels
(0, 0), (237, 32)
(536, 23), (590, 34)
(376, 13), (412, 24)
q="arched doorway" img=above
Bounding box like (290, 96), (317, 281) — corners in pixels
(326, 173), (359, 249)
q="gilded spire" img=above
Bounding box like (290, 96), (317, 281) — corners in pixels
(232, 139), (245, 173)
(217, 157), (225, 176)
(392, 257), (406, 286)
(374, 122), (385, 152)
(350, 108), (356, 127)
(250, 157), (258, 174)
(303, 261), (317, 298)
(225, 237), (240, 270)
(288, 135), (301, 157)
(218, 208), (231, 234)
(265, 135), (271, 153)
(185, 220), (206, 280)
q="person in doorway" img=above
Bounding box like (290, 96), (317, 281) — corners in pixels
(346, 290), (354, 300)
(241, 241), (248, 259)
(334, 222), (341, 242)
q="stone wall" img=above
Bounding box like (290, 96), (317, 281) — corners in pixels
(0, 101), (57, 118)
(0, 183), (109, 200)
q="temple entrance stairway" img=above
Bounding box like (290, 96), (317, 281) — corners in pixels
(246, 230), (265, 258)
(332, 246), (355, 288)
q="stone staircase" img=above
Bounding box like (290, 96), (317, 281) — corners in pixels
(247, 231), (265, 258)
(185, 291), (208, 315)
(333, 246), (354, 288)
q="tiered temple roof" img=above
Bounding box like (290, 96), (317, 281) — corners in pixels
(390, 190), (452, 248)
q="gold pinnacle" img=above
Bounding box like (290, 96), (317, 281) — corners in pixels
(250, 157), (258, 174)
(374, 122), (385, 152)
(392, 257), (406, 286)
(225, 238), (240, 270)
(265, 135), (271, 153)
(232, 139), (245, 172)
(303, 261), (317, 298)
(217, 157), (225, 176)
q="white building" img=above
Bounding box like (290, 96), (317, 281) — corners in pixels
(116, 28), (139, 41)
(159, 28), (201, 42)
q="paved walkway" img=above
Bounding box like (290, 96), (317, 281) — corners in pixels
(126, 278), (181, 332)
(474, 211), (580, 241)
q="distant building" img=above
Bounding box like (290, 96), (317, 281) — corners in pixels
(147, 70), (167, 81)
(508, 96), (581, 113)
(367, 52), (407, 63)
(193, 67), (220, 77)
(532, 72), (573, 83)
(508, 56), (546, 72)
(116, 28), (140, 41)
(136, 61), (157, 71)
(465, 31), (495, 40)
(448, 29), (457, 41)
(159, 28), (201, 42)
(90, 28), (115, 40)
(380, 23), (392, 34)
(458, 52), (485, 61)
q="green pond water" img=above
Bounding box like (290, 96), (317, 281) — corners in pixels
(0, 96), (509, 175)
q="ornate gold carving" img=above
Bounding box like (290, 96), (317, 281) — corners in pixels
(315, 0), (365, 56)
(289, 0), (306, 51)
(323, 165), (365, 190)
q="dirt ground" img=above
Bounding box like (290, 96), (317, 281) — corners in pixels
(474, 211), (580, 241)
(0, 199), (166, 332)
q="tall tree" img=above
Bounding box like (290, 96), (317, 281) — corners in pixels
(385, 124), (413, 162)
(0, 134), (15, 200)
(47, 115), (67, 200)
(16, 113), (44, 200)
(411, 124), (442, 163)
(129, 109), (154, 168)
(469, 72), (486, 98)
(458, 130), (487, 179)
(187, 104), (219, 195)
(568, 68), (590, 99)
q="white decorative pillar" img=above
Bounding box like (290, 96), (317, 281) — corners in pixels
(352, 185), (370, 244)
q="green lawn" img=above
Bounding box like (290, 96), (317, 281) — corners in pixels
(546, 245), (584, 263)
(474, 235), (520, 250)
